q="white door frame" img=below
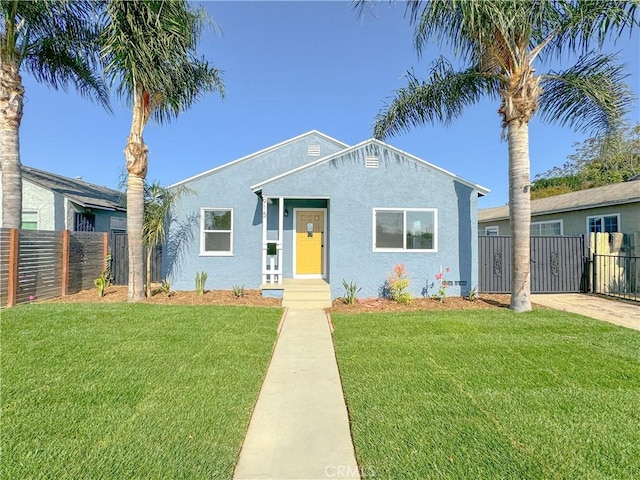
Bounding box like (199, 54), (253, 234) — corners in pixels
(292, 208), (327, 279)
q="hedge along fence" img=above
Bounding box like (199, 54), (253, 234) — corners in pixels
(0, 228), (108, 307)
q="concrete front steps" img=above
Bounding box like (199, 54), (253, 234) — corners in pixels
(281, 279), (332, 309)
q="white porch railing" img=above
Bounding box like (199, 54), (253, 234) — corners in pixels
(261, 196), (284, 285)
(262, 241), (283, 285)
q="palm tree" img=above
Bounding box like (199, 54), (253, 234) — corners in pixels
(143, 181), (191, 297)
(101, 0), (224, 302)
(363, 0), (637, 312)
(0, 0), (108, 228)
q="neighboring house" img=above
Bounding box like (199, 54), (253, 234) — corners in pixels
(0, 166), (126, 232)
(478, 180), (640, 241)
(166, 131), (489, 298)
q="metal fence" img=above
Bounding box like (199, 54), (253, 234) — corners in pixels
(479, 235), (585, 294)
(591, 253), (639, 302)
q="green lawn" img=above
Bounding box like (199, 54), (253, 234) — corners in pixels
(1, 303), (282, 479)
(332, 309), (640, 479)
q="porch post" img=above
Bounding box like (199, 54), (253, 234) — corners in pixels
(261, 196), (268, 285)
(278, 197), (284, 285)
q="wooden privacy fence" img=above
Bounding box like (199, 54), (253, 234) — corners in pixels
(479, 235), (586, 294)
(0, 228), (107, 307)
(110, 232), (162, 285)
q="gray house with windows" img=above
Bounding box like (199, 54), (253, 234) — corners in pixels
(0, 166), (126, 232)
(478, 180), (640, 242)
(166, 131), (489, 298)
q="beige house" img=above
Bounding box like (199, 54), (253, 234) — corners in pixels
(478, 180), (640, 241)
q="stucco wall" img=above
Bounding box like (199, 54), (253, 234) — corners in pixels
(261, 144), (479, 298)
(480, 202), (640, 237)
(168, 136), (482, 299)
(23, 180), (57, 230)
(165, 133), (347, 291)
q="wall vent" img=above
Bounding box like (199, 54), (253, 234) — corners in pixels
(308, 144), (321, 156)
(365, 155), (379, 168)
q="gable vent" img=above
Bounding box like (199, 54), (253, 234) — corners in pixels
(308, 144), (321, 156)
(365, 155), (379, 168)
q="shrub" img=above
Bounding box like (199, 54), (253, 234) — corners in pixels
(388, 264), (412, 304)
(94, 271), (108, 298)
(195, 271), (208, 296)
(340, 280), (361, 305)
(232, 285), (245, 298)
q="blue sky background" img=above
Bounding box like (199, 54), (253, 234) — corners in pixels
(18, 1), (640, 208)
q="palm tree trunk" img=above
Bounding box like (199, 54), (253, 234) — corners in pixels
(125, 90), (149, 302)
(0, 63), (24, 229)
(507, 120), (532, 312)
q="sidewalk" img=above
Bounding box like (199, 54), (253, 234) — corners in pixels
(234, 309), (360, 480)
(531, 294), (640, 331)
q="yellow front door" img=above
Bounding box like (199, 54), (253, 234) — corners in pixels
(296, 210), (324, 276)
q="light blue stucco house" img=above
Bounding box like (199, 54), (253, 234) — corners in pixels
(166, 131), (489, 299)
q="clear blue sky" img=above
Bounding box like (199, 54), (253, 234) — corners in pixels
(19, 1), (640, 208)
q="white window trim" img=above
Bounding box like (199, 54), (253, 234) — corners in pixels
(21, 210), (40, 230)
(200, 207), (233, 256)
(484, 226), (499, 236)
(585, 213), (620, 246)
(586, 213), (620, 234)
(530, 219), (563, 236)
(372, 208), (438, 253)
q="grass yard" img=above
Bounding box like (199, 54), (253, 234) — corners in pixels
(1, 303), (282, 479)
(333, 309), (640, 479)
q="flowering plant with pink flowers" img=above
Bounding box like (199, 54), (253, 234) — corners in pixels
(432, 266), (450, 303)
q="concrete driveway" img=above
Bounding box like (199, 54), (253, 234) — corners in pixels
(531, 294), (639, 331)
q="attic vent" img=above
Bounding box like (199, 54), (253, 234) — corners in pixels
(308, 144), (321, 156)
(365, 156), (379, 168)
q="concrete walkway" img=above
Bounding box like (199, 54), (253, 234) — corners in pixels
(234, 309), (360, 480)
(532, 294), (639, 331)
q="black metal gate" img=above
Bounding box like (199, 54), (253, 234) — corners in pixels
(110, 233), (163, 285)
(479, 235), (585, 293)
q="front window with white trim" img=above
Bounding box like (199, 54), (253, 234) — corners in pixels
(373, 208), (437, 252)
(484, 226), (499, 236)
(530, 220), (562, 236)
(587, 214), (619, 234)
(201, 208), (233, 255)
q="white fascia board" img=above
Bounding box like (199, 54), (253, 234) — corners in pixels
(169, 130), (349, 188)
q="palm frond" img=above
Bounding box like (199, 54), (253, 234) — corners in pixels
(373, 57), (499, 139)
(1, 0), (109, 108)
(23, 35), (109, 107)
(547, 0), (639, 57)
(539, 52), (635, 135)
(102, 0), (224, 124)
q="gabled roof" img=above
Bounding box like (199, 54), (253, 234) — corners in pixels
(169, 130), (349, 188)
(22, 166), (125, 211)
(251, 138), (490, 195)
(479, 180), (640, 222)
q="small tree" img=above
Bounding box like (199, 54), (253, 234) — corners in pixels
(143, 182), (191, 297)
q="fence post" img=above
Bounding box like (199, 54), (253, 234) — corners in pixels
(591, 232), (598, 294)
(61, 230), (70, 296)
(103, 232), (109, 269)
(7, 228), (19, 307)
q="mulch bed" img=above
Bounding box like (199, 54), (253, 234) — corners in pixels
(41, 285), (512, 312)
